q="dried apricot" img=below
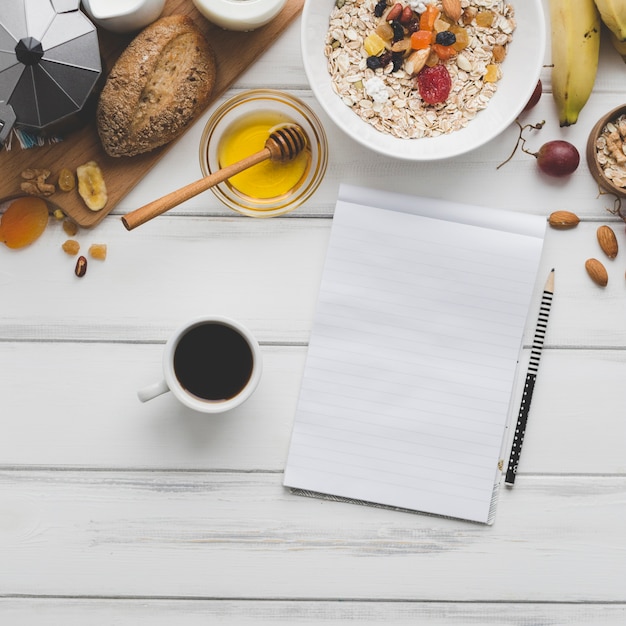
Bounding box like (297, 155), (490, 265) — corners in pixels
(0, 196), (49, 249)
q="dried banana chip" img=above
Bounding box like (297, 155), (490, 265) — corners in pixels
(77, 161), (108, 211)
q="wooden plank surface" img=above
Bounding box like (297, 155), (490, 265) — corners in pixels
(1, 599), (624, 626)
(0, 0), (304, 227)
(1, 471), (624, 601)
(2, 0), (626, 623)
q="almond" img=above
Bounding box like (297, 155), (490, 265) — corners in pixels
(597, 225), (618, 259)
(404, 48), (430, 76)
(585, 258), (608, 287)
(547, 210), (580, 229)
(442, 0), (463, 22)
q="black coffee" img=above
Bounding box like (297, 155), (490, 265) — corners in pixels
(173, 323), (254, 401)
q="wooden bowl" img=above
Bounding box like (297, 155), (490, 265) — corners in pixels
(586, 104), (626, 198)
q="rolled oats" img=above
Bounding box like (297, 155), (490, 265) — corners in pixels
(596, 114), (626, 189)
(325, 0), (516, 140)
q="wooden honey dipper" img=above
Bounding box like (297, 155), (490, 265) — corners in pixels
(122, 124), (308, 231)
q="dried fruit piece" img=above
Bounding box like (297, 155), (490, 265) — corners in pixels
(585, 258), (608, 287)
(63, 218), (78, 236)
(547, 210), (580, 229)
(449, 25), (469, 51)
(88, 243), (107, 260)
(0, 196), (49, 249)
(484, 64), (499, 82)
(57, 168), (76, 192)
(364, 32), (386, 56)
(416, 64), (452, 104)
(432, 43), (456, 60)
(62, 239), (80, 255)
(410, 29), (433, 50)
(475, 9), (495, 27)
(597, 225), (618, 258)
(375, 22), (394, 41)
(492, 44), (507, 62)
(77, 161), (108, 211)
(75, 255), (87, 277)
(419, 4), (440, 30)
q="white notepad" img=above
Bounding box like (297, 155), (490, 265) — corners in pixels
(283, 185), (546, 524)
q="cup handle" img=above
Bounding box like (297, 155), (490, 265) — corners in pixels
(137, 379), (170, 403)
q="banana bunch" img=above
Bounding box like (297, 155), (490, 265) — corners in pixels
(549, 0), (601, 127)
(595, 0), (626, 41)
(550, 0), (626, 126)
(595, 0), (626, 61)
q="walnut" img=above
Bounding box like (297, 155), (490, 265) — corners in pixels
(20, 168), (56, 196)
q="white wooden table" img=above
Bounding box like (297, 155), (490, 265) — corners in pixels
(2, 2), (625, 623)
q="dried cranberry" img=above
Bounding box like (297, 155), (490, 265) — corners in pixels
(416, 64), (452, 104)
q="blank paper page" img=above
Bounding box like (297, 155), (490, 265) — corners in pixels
(284, 185), (546, 524)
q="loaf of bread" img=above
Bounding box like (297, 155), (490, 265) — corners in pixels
(97, 15), (216, 157)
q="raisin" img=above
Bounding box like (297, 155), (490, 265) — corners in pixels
(379, 50), (393, 68)
(406, 18), (419, 34)
(57, 168), (75, 192)
(63, 218), (78, 236)
(435, 31), (456, 46)
(391, 51), (404, 72)
(475, 9), (495, 27)
(390, 20), (404, 42)
(367, 55), (382, 70)
(416, 64), (452, 104)
(374, 0), (387, 18)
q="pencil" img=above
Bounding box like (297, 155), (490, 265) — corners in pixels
(505, 268), (554, 486)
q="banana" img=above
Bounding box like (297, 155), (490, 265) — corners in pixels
(609, 29), (626, 61)
(549, 0), (601, 126)
(594, 0), (626, 41)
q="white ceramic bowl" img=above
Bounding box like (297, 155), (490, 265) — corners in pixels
(301, 0), (546, 161)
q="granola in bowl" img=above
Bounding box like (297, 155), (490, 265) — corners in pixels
(326, 0), (516, 140)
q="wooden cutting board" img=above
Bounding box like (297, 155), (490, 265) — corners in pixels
(0, 0), (304, 227)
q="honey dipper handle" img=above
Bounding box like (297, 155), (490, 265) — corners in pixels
(122, 147), (271, 231)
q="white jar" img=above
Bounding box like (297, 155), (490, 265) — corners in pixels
(191, 0), (287, 31)
(81, 0), (166, 33)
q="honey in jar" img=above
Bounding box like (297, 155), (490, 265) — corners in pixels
(217, 110), (310, 201)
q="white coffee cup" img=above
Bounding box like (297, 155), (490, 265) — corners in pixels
(138, 316), (262, 413)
